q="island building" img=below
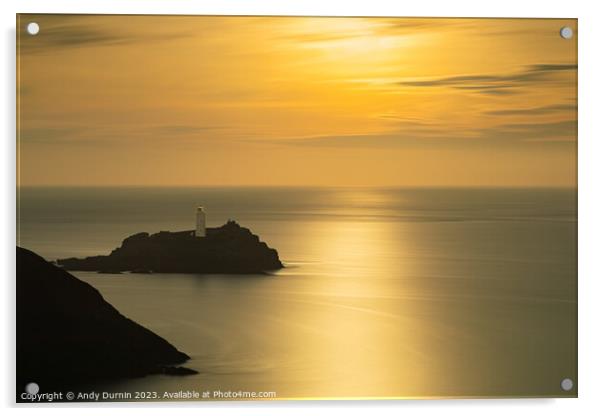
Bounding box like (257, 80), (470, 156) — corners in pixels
(195, 206), (206, 237)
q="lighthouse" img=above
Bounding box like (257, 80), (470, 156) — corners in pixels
(195, 206), (206, 237)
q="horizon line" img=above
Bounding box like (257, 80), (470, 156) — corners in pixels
(16, 184), (578, 189)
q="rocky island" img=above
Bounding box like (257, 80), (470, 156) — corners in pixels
(17, 246), (195, 399)
(57, 220), (283, 274)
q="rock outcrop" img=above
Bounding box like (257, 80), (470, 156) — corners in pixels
(16, 246), (194, 399)
(57, 220), (283, 274)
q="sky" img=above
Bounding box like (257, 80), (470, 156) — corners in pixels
(17, 15), (577, 187)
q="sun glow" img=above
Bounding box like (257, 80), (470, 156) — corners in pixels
(284, 18), (425, 79)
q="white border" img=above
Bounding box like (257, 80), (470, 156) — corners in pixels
(3, 1), (602, 415)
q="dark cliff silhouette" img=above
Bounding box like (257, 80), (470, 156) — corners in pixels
(57, 220), (283, 274)
(17, 246), (195, 399)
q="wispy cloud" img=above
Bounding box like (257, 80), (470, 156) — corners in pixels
(19, 124), (224, 145)
(397, 63), (577, 95)
(375, 17), (484, 36)
(269, 118), (576, 148)
(20, 20), (190, 54)
(152, 125), (225, 135)
(488, 119), (576, 141)
(485, 103), (577, 116)
(19, 127), (81, 144)
(277, 31), (365, 44)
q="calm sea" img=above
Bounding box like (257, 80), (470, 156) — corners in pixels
(17, 187), (577, 399)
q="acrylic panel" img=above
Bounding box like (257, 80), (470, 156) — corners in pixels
(16, 14), (577, 402)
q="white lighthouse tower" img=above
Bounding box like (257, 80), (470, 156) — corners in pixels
(195, 206), (206, 237)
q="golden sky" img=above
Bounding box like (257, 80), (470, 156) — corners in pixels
(17, 15), (577, 187)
